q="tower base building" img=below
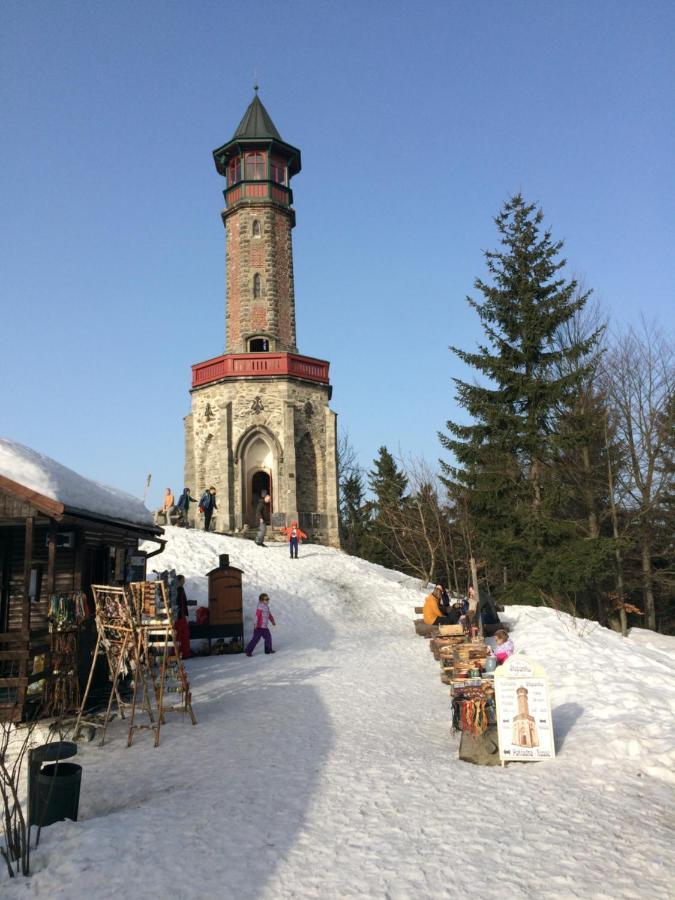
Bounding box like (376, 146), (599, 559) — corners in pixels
(184, 92), (339, 546)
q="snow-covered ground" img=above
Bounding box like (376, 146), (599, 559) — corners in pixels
(4, 527), (675, 898)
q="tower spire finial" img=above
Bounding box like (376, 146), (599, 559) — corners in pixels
(253, 68), (259, 94)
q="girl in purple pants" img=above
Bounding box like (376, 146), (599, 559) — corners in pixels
(245, 593), (276, 656)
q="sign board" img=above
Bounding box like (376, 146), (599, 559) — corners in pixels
(126, 552), (147, 584)
(494, 655), (555, 763)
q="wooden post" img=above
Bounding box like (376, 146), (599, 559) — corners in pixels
(73, 530), (85, 591)
(470, 556), (482, 639)
(47, 520), (57, 595)
(22, 516), (34, 634)
(16, 515), (35, 718)
(605, 416), (628, 637)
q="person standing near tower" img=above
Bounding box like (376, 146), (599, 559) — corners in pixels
(282, 520), (307, 558)
(199, 486), (217, 532)
(175, 487), (197, 527)
(255, 493), (271, 546)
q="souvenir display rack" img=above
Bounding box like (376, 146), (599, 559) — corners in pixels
(73, 586), (139, 746)
(74, 582), (197, 748)
(443, 643), (496, 736)
(44, 591), (89, 718)
(127, 581), (197, 747)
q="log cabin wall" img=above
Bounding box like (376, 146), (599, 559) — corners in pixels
(2, 512), (150, 627)
(1, 485), (162, 720)
(3, 524), (77, 633)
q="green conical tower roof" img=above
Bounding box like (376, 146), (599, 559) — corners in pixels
(232, 91), (282, 141)
(213, 90), (301, 180)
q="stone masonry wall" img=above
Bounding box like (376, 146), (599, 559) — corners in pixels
(224, 202), (297, 354)
(185, 376), (339, 545)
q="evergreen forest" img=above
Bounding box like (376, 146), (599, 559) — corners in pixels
(339, 195), (674, 634)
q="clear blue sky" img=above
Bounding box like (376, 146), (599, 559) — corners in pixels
(2, 0), (673, 510)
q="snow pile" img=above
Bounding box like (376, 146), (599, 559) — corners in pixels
(0, 438), (153, 526)
(3, 528), (674, 899)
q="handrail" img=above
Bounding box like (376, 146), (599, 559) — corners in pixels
(191, 352), (330, 389)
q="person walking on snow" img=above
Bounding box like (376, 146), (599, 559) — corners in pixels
(245, 593), (276, 656)
(174, 574), (191, 659)
(255, 493), (271, 547)
(199, 486), (217, 532)
(175, 487), (197, 527)
(281, 520), (307, 558)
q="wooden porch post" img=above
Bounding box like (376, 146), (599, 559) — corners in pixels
(22, 515), (34, 635)
(47, 520), (57, 595)
(470, 556), (482, 639)
(74, 529), (85, 591)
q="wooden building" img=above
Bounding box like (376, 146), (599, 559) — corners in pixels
(0, 440), (164, 722)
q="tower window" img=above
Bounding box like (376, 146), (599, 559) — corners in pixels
(249, 338), (269, 352)
(252, 219), (261, 238)
(228, 157), (241, 185)
(270, 158), (286, 185)
(253, 273), (262, 298)
(245, 152), (265, 180)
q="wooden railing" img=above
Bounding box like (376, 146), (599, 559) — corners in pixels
(225, 181), (291, 207)
(192, 352), (330, 389)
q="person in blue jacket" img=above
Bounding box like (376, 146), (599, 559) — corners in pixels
(175, 487), (197, 527)
(199, 486), (217, 532)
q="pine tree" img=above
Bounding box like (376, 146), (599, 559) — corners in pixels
(339, 471), (369, 556)
(368, 447), (408, 510)
(366, 447), (408, 569)
(440, 194), (600, 604)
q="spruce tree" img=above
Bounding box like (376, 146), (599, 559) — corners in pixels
(368, 447), (408, 510)
(339, 471), (369, 556)
(440, 194), (599, 603)
(366, 447), (408, 569)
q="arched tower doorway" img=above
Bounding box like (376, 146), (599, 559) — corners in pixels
(251, 470), (271, 509)
(240, 432), (275, 526)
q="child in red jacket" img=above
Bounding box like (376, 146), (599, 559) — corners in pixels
(281, 521), (307, 559)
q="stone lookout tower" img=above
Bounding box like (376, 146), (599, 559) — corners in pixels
(511, 686), (540, 748)
(184, 91), (339, 546)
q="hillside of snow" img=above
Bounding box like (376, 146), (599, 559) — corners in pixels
(4, 527), (674, 899)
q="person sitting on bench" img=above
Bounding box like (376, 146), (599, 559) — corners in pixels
(423, 585), (462, 626)
(468, 585), (501, 627)
(155, 487), (175, 525)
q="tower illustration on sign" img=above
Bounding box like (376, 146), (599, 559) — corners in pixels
(184, 90), (339, 546)
(512, 686), (540, 748)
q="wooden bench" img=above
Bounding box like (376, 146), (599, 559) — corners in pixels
(414, 620), (435, 638)
(189, 622), (244, 653)
(157, 509), (183, 526)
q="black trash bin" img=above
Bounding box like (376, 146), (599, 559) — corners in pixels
(34, 761), (82, 826)
(29, 740), (82, 829)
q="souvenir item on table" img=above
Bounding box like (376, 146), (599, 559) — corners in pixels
(48, 592), (89, 630)
(452, 696), (495, 736)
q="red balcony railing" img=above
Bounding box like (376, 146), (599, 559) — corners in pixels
(191, 352), (330, 389)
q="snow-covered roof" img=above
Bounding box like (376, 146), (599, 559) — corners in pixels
(0, 437), (154, 527)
